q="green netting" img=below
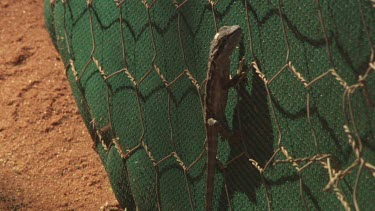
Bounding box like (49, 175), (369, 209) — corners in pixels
(44, 0), (375, 210)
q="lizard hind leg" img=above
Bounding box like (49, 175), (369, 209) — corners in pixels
(211, 118), (241, 146)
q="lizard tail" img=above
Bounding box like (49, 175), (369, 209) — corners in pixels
(206, 125), (219, 211)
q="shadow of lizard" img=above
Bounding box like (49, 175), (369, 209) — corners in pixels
(218, 66), (274, 209)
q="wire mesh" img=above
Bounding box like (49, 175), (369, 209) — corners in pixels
(44, 0), (375, 210)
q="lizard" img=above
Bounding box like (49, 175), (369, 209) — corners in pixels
(204, 25), (243, 211)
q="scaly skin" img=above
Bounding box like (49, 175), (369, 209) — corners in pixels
(204, 25), (242, 211)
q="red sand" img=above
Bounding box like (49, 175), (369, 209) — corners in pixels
(0, 0), (119, 209)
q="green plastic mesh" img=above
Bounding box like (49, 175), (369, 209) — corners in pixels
(44, 0), (375, 210)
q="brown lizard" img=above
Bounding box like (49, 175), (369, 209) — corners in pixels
(204, 25), (242, 211)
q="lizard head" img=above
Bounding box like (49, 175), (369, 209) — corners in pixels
(210, 25), (242, 57)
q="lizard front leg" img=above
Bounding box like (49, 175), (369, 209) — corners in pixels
(224, 57), (248, 89)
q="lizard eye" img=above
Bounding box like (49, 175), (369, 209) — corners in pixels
(221, 37), (228, 44)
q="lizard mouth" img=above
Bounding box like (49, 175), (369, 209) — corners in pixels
(224, 27), (242, 52)
(230, 25), (242, 41)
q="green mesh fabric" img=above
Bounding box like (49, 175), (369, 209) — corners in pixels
(44, 0), (375, 210)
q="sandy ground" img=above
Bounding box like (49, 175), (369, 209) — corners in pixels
(0, 0), (119, 210)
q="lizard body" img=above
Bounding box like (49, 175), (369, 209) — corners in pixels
(204, 25), (242, 211)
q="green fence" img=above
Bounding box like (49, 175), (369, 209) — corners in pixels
(45, 0), (375, 210)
